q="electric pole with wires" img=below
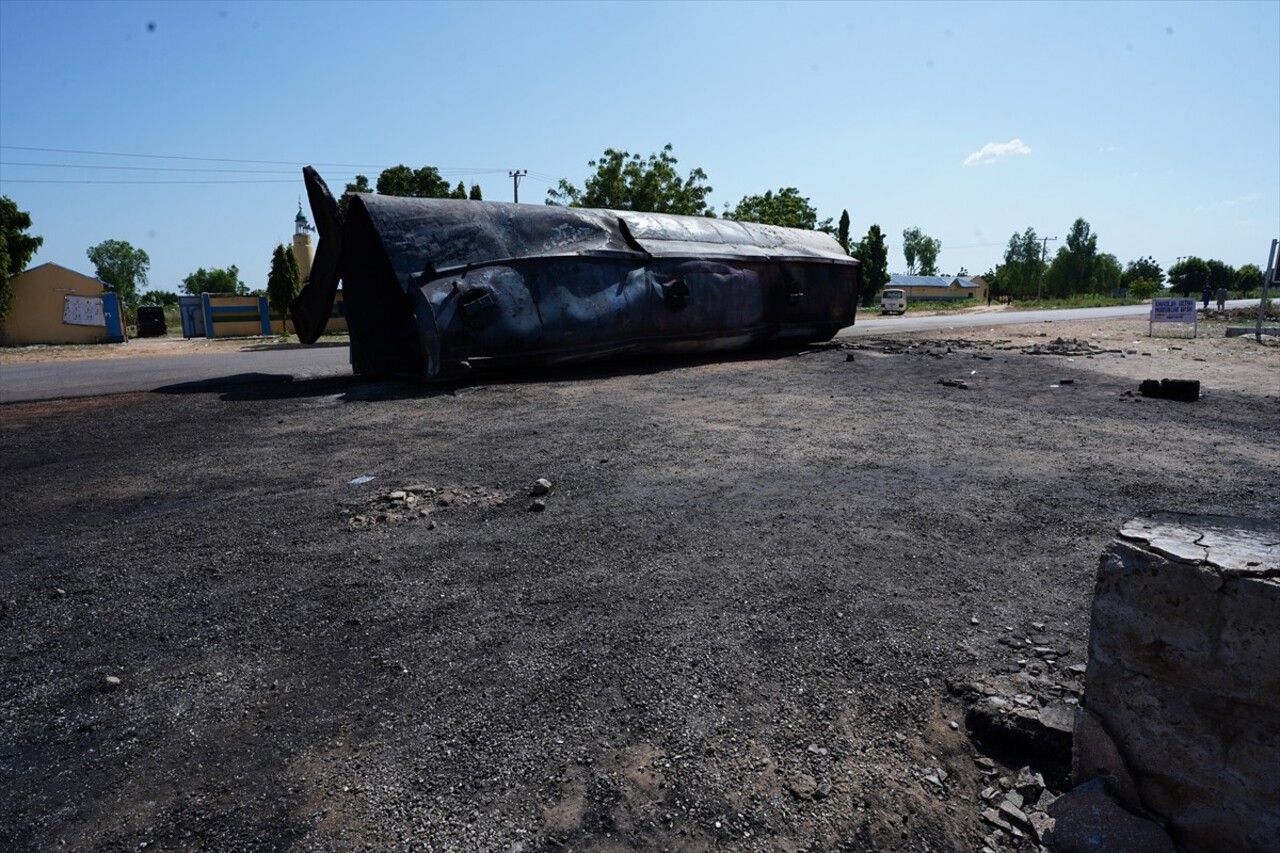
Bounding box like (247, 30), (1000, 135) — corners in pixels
(1037, 235), (1058, 301)
(508, 170), (527, 204)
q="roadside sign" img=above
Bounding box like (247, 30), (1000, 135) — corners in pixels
(1150, 297), (1198, 337)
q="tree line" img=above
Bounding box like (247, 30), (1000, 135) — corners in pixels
(987, 218), (1265, 302)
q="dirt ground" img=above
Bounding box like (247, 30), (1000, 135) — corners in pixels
(1, 310), (1276, 852)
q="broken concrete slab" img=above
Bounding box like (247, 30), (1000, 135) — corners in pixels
(1079, 514), (1280, 853)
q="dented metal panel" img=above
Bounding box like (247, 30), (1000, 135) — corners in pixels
(291, 167), (860, 381)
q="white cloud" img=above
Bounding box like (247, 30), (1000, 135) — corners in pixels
(963, 138), (1032, 167)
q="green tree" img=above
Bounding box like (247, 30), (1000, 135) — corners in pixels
(376, 165), (451, 199)
(1047, 217), (1099, 296)
(469, 183), (483, 201)
(1095, 252), (1122, 295)
(182, 265), (246, 296)
(901, 226), (941, 275)
(267, 245), (301, 335)
(1206, 259), (1234, 295)
(1130, 278), (1162, 300)
(723, 187), (831, 231)
(1233, 263), (1264, 295)
(854, 225), (889, 307)
(1122, 256), (1163, 288)
(837, 210), (851, 253)
(339, 174), (373, 217)
(0, 196), (44, 323)
(1167, 257), (1210, 296)
(1001, 227), (1042, 298)
(547, 144), (713, 215)
(86, 239), (149, 316)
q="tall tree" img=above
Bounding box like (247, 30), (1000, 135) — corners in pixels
(901, 226), (941, 275)
(469, 183), (483, 201)
(854, 225), (889, 307)
(1000, 227), (1042, 298)
(86, 239), (149, 315)
(1049, 217), (1099, 296)
(1122, 256), (1163, 287)
(0, 196), (44, 323)
(1205, 259), (1234, 295)
(182, 265), (245, 296)
(1095, 252), (1122, 295)
(723, 187), (831, 231)
(547, 144), (713, 215)
(451, 180), (467, 199)
(339, 174), (372, 217)
(1233, 263), (1264, 294)
(1167, 257), (1210, 297)
(837, 210), (851, 253)
(267, 245), (301, 335)
(375, 165), (451, 199)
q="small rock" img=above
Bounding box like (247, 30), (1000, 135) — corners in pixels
(529, 499), (547, 512)
(999, 800), (1029, 828)
(105, 675), (121, 688)
(388, 490), (407, 501)
(1015, 766), (1045, 798)
(1027, 810), (1055, 842)
(1067, 663), (1087, 675)
(974, 756), (997, 772)
(788, 773), (818, 800)
(982, 808), (1014, 833)
(1031, 621), (1046, 631)
(806, 743), (828, 756)
(948, 720), (959, 731)
(530, 478), (552, 497)
(814, 782), (832, 800)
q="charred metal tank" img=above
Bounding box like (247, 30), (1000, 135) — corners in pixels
(291, 167), (860, 380)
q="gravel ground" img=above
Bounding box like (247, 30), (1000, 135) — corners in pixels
(1, 314), (1276, 852)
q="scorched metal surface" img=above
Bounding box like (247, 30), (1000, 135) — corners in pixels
(291, 167), (860, 380)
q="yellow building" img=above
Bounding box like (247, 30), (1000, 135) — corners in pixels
(1, 263), (126, 346)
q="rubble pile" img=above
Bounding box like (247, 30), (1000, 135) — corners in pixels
(344, 484), (508, 528)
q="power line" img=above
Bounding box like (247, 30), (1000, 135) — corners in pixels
(0, 145), (384, 168)
(0, 178), (301, 185)
(2, 160), (301, 174)
(0, 145), (536, 180)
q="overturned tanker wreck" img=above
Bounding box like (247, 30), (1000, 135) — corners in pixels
(290, 168), (860, 380)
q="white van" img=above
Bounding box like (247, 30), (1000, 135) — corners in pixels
(880, 288), (907, 315)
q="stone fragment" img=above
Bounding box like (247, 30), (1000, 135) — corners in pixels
(389, 490), (407, 501)
(529, 499), (546, 512)
(1015, 766), (1045, 799)
(1046, 779), (1176, 853)
(1027, 810), (1055, 842)
(104, 675), (121, 688)
(981, 808), (1013, 833)
(787, 773), (818, 800)
(998, 799), (1029, 828)
(530, 478), (552, 497)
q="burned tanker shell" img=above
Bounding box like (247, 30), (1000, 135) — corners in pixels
(291, 168), (860, 380)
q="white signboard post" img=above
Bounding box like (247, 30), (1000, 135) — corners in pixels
(1150, 297), (1198, 337)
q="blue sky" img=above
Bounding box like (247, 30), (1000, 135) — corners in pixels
(2, 0), (1276, 294)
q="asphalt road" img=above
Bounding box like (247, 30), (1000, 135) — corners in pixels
(0, 301), (1264, 404)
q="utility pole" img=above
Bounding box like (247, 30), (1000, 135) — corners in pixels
(508, 170), (527, 204)
(1036, 235), (1057, 301)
